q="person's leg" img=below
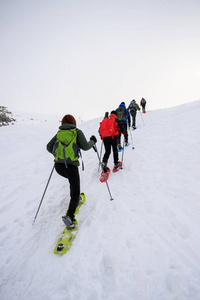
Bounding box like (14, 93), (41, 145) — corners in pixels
(102, 138), (111, 163)
(124, 123), (128, 143)
(117, 132), (122, 147)
(66, 164), (80, 221)
(55, 162), (69, 179)
(112, 136), (119, 164)
(141, 105), (144, 112)
(131, 111), (136, 127)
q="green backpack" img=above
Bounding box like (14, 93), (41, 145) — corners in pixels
(53, 128), (79, 167)
(116, 107), (126, 121)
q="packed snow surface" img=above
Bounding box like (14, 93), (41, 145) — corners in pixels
(1, 101), (200, 300)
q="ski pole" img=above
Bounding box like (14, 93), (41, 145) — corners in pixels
(98, 140), (103, 173)
(121, 136), (125, 169)
(93, 145), (114, 201)
(98, 111), (109, 172)
(32, 165), (55, 225)
(140, 110), (145, 126)
(129, 127), (135, 149)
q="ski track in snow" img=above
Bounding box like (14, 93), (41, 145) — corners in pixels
(0, 102), (200, 300)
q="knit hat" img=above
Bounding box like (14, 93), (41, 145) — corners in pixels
(61, 114), (76, 125)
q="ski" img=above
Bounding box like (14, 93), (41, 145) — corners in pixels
(54, 192), (86, 255)
(100, 167), (111, 182)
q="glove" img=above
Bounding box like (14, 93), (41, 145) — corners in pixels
(90, 135), (97, 144)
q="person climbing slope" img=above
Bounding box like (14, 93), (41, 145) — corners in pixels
(99, 110), (125, 173)
(140, 98), (147, 113)
(128, 99), (140, 129)
(46, 114), (97, 229)
(116, 102), (130, 149)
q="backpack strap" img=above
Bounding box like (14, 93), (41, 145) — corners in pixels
(63, 145), (68, 168)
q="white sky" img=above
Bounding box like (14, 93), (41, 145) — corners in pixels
(1, 0), (200, 120)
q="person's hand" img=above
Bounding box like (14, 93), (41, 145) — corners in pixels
(90, 135), (97, 143)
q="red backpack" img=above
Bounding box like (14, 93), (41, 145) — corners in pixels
(99, 115), (118, 139)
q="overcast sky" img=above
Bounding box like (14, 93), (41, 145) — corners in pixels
(1, 0), (200, 120)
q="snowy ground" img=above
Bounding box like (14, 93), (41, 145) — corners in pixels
(1, 101), (200, 300)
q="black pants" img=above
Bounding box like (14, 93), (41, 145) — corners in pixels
(142, 104), (146, 112)
(130, 110), (136, 127)
(103, 136), (119, 164)
(55, 163), (80, 220)
(118, 121), (128, 144)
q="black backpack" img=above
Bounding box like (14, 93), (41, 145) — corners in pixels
(129, 101), (137, 111)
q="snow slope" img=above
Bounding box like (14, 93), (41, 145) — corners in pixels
(1, 101), (200, 300)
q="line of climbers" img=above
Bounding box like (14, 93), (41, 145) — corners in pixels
(46, 98), (147, 228)
(99, 98), (146, 173)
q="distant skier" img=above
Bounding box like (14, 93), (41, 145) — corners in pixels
(46, 114), (97, 229)
(116, 102), (130, 149)
(99, 111), (125, 172)
(140, 98), (147, 113)
(128, 99), (140, 129)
